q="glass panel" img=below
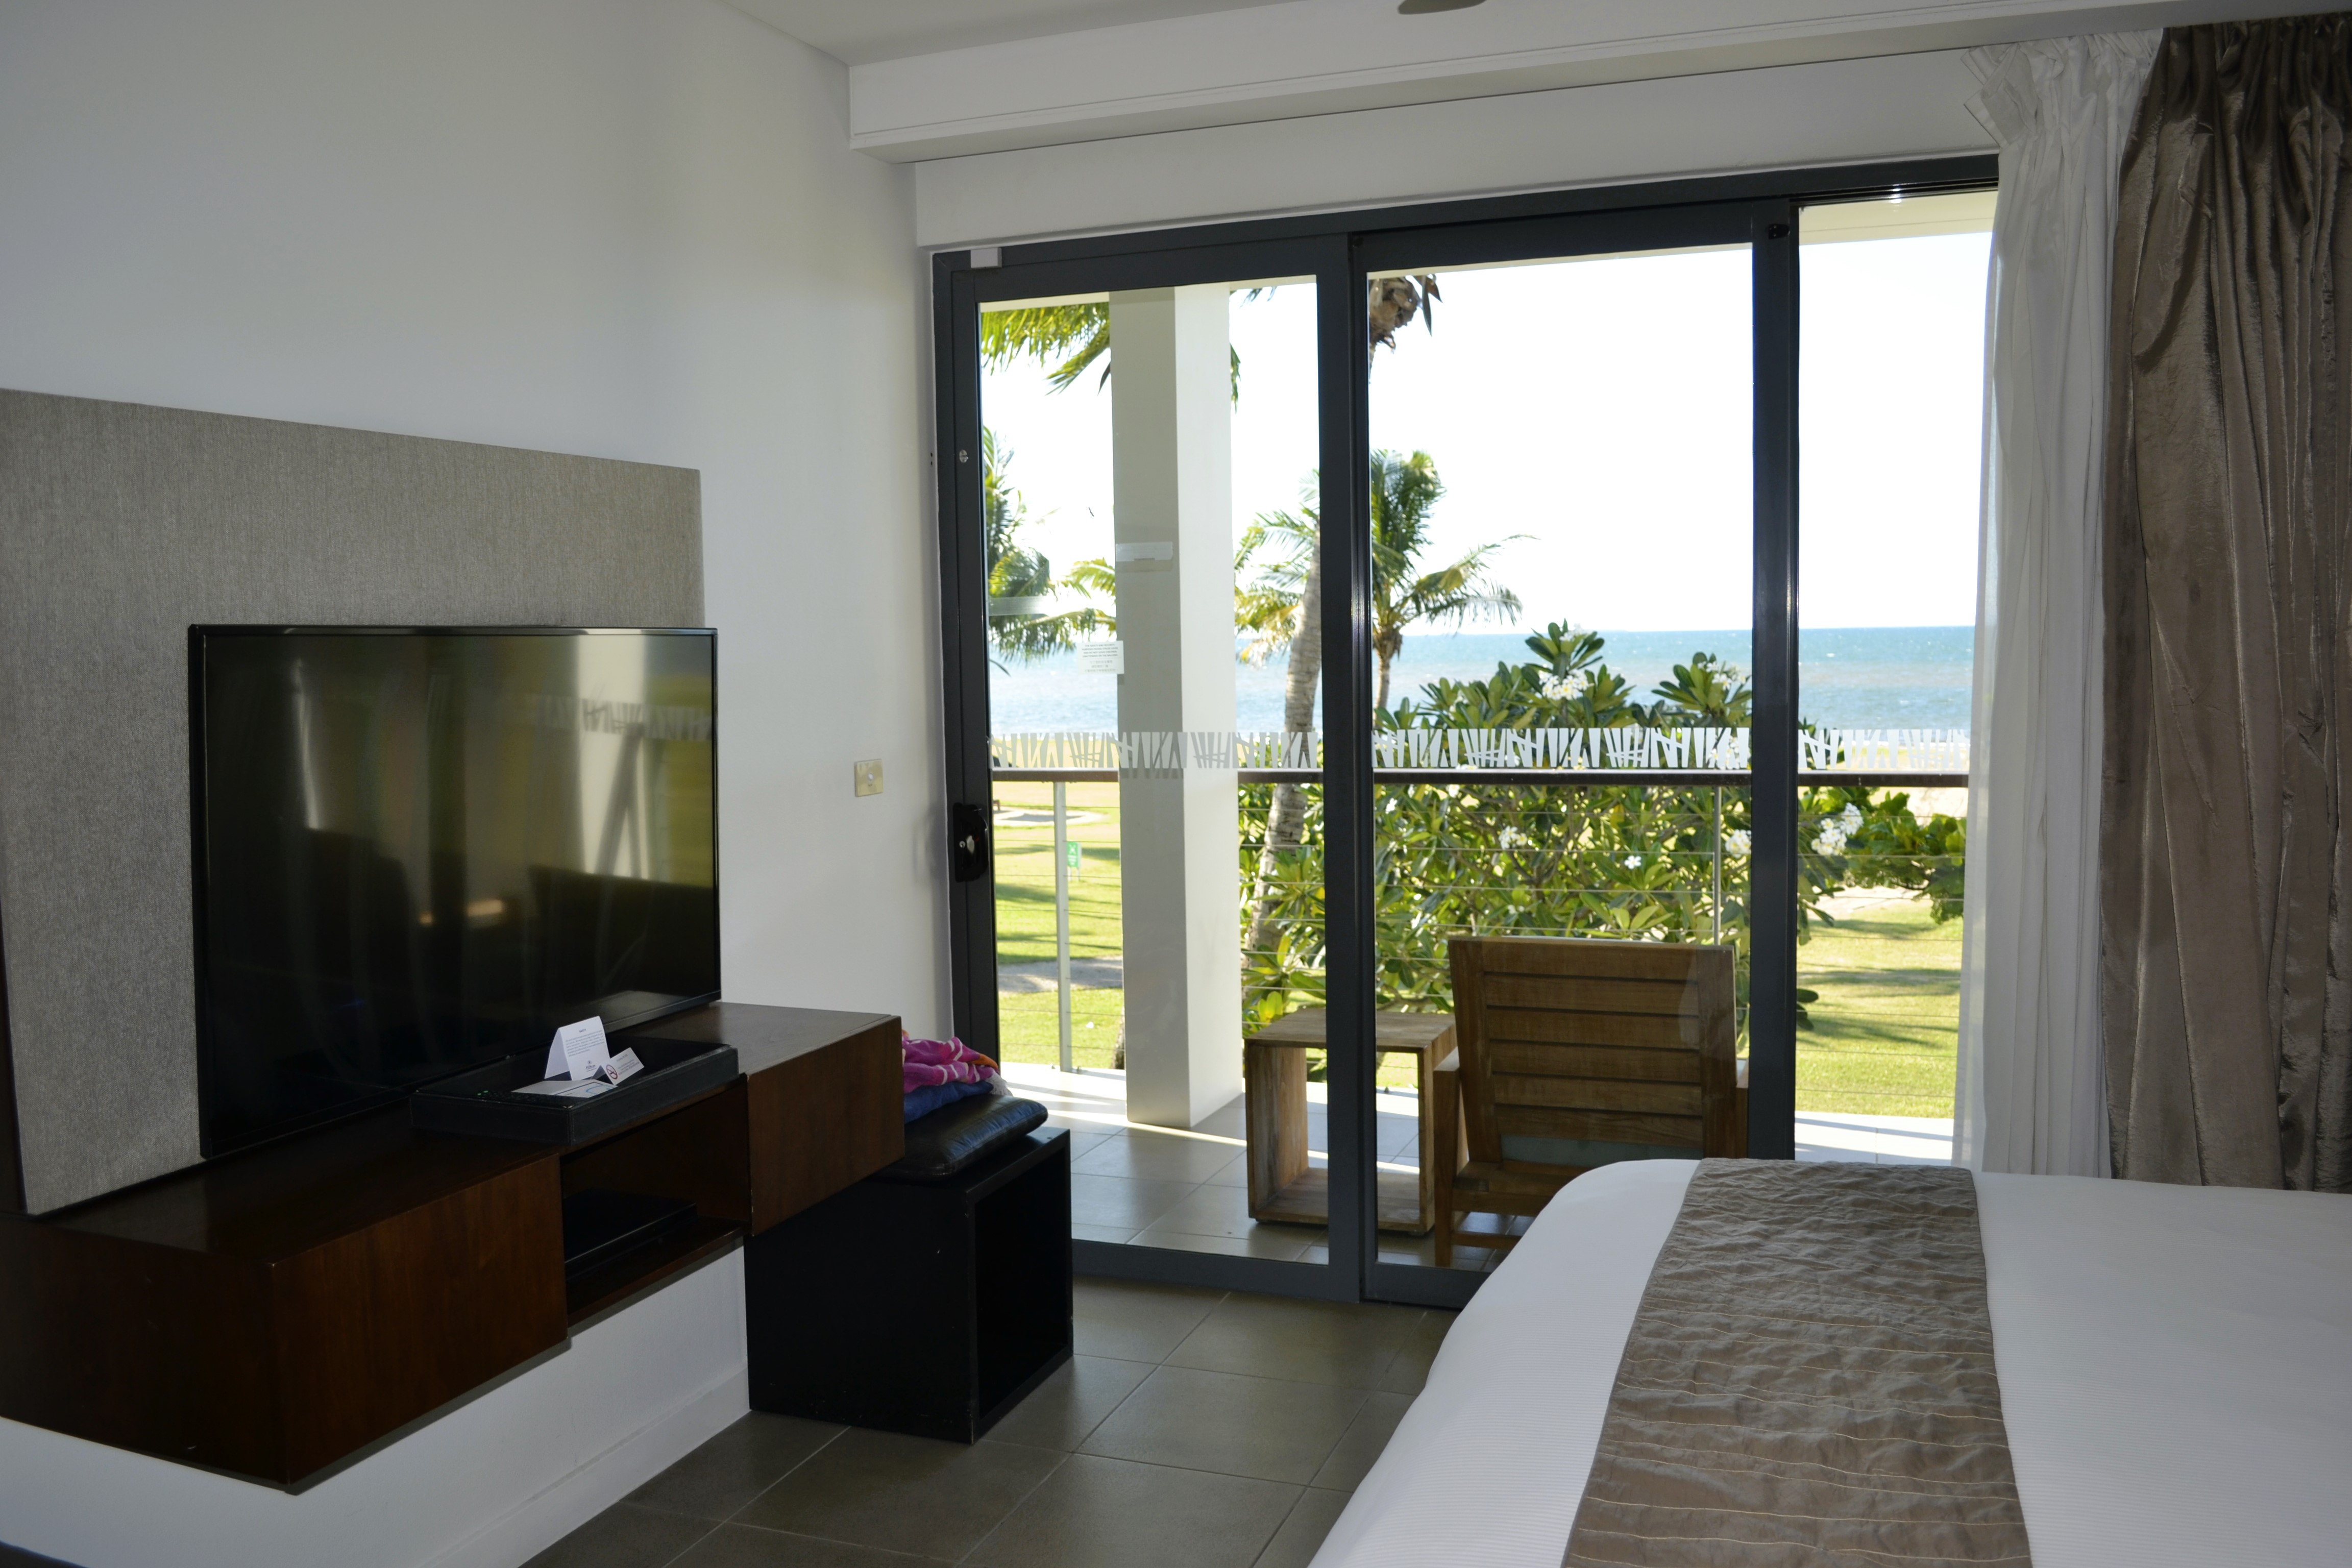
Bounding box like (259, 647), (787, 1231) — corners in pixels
(1794, 190), (1994, 1167)
(979, 277), (1325, 1261)
(1353, 247), (1755, 1271)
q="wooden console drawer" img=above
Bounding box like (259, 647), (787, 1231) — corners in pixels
(0, 1001), (905, 1486)
(0, 1114), (564, 1486)
(628, 1004), (904, 1232)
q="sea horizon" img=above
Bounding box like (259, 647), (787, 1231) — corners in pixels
(989, 626), (1976, 735)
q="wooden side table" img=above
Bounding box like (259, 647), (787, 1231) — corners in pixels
(1243, 1008), (1455, 1235)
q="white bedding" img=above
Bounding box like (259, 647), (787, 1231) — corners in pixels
(1313, 1161), (2352, 1568)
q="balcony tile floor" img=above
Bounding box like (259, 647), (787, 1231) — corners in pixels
(524, 1280), (1451, 1568)
(1013, 1065), (1957, 1267)
(1795, 1113), (1954, 1165)
(1002, 1063), (1529, 1271)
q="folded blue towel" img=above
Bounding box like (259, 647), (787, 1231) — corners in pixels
(903, 1077), (993, 1122)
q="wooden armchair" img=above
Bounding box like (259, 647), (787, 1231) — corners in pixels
(1432, 936), (1741, 1267)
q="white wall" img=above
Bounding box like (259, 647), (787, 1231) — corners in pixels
(0, 2), (928, 1561)
(0, 1253), (749, 1568)
(914, 50), (1997, 248)
(0, 0), (947, 1042)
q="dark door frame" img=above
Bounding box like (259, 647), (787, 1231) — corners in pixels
(930, 153), (1998, 1309)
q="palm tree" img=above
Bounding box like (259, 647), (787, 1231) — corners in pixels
(1367, 274), (1440, 350)
(1232, 448), (1520, 986)
(978, 277), (1436, 402)
(1233, 493), (1323, 973)
(983, 429), (1111, 664)
(1367, 450), (1523, 709)
(983, 304), (1109, 391)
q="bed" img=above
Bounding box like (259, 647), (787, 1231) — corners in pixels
(1313, 1160), (2352, 1568)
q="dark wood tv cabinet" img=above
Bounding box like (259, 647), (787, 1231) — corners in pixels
(0, 1003), (902, 1488)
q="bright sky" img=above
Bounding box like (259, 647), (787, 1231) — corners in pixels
(981, 209), (1990, 633)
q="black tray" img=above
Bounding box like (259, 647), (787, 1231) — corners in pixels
(410, 1038), (740, 1145)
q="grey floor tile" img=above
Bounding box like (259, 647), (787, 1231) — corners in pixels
(1070, 1173), (1198, 1232)
(668, 1526), (950, 1566)
(1071, 1222), (1139, 1244)
(1126, 1223), (1319, 1262)
(964, 1453), (1298, 1568)
(1309, 1391), (1413, 1489)
(1375, 1113), (1423, 1161)
(1071, 1278), (1224, 1362)
(984, 1355), (1155, 1451)
(1167, 1295), (1425, 1389)
(1050, 1130), (1113, 1161)
(1204, 1152), (1248, 1187)
(1374, 1234), (1505, 1271)
(1375, 1309), (1455, 1395)
(523, 1502), (717, 1568)
(1073, 1134), (1242, 1184)
(1251, 1488), (1354, 1568)
(732, 1429), (1061, 1561)
(1192, 1096), (1248, 1140)
(627, 1413), (844, 1522)
(1375, 1235), (1439, 1266)
(1081, 1365), (1366, 1485)
(1135, 1181), (1260, 1240)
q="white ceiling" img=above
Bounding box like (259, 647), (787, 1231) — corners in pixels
(725, 0), (1292, 65)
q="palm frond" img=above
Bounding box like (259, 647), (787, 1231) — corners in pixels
(982, 304), (1111, 393)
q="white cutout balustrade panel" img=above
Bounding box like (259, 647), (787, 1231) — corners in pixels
(990, 729), (1970, 773)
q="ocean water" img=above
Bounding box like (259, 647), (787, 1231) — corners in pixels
(988, 626), (1975, 734)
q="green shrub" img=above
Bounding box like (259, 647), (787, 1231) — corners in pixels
(1238, 623), (1965, 1039)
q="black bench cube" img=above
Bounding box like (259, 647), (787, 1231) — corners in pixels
(744, 1087), (1072, 1442)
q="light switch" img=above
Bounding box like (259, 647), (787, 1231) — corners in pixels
(853, 758), (884, 797)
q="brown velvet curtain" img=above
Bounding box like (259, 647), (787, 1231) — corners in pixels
(2103, 16), (2352, 1191)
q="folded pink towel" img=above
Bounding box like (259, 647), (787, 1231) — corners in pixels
(902, 1031), (999, 1092)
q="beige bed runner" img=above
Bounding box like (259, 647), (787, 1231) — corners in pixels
(1563, 1160), (2031, 1567)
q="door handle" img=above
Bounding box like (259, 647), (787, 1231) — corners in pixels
(950, 802), (992, 883)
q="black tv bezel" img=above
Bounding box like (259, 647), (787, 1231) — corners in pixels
(186, 624), (723, 1161)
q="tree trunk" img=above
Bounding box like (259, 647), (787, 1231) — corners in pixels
(1375, 649), (1392, 713)
(1244, 548), (1324, 992)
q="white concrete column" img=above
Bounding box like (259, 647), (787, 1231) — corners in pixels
(1110, 285), (1242, 1130)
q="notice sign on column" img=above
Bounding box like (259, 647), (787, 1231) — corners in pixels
(1077, 641), (1125, 676)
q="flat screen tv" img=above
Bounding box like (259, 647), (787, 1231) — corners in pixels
(190, 627), (719, 1158)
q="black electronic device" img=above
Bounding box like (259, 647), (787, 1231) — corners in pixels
(560, 1189), (700, 1280)
(409, 1037), (739, 1145)
(189, 626), (720, 1158)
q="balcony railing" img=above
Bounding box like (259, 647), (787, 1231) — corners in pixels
(990, 727), (1969, 784)
(990, 728), (1967, 1084)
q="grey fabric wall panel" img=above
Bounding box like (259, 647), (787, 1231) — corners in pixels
(0, 389), (702, 1212)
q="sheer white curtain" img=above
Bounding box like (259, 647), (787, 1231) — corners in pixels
(1953, 33), (2158, 1177)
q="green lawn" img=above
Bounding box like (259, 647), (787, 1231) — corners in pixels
(992, 782), (1124, 965)
(993, 782), (1128, 1069)
(1796, 894), (1960, 1117)
(988, 782), (1961, 1117)
(997, 987), (1125, 1069)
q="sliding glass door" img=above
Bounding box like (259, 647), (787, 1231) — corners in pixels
(935, 158), (1993, 1307)
(1792, 191), (1994, 1168)
(1349, 224), (1758, 1281)
(943, 238), (1361, 1295)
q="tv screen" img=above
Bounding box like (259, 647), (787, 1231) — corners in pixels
(190, 627), (719, 1157)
